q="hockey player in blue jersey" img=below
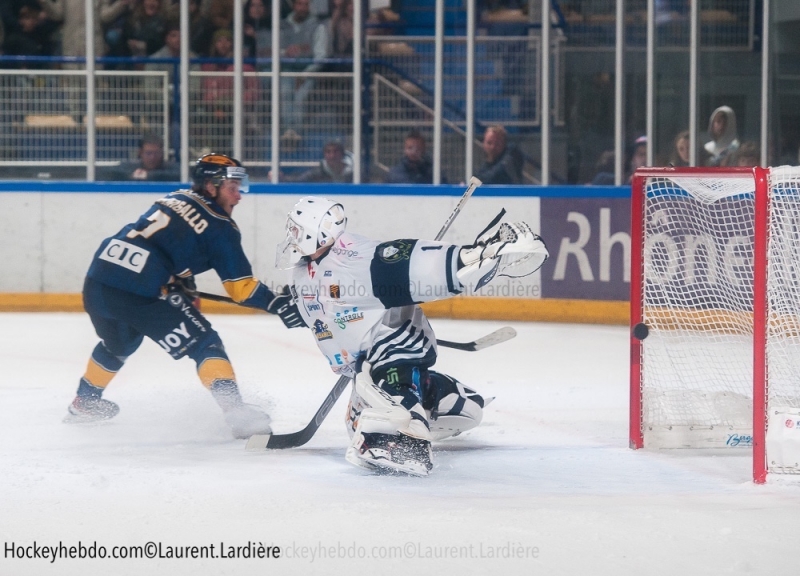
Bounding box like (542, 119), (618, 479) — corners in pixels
(66, 153), (304, 438)
(275, 196), (549, 475)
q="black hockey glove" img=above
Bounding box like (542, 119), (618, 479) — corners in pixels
(267, 286), (306, 329)
(167, 275), (198, 299)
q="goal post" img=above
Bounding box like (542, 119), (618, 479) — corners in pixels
(630, 166), (800, 484)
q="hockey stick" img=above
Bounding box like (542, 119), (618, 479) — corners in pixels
(245, 327), (515, 450)
(246, 374), (351, 450)
(435, 176), (482, 241)
(197, 289), (514, 353)
(435, 326), (516, 352)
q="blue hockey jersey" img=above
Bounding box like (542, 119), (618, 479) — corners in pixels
(87, 190), (273, 308)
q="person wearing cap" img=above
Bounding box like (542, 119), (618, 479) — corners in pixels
(64, 153), (303, 437)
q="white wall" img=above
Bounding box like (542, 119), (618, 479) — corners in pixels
(0, 191), (542, 298)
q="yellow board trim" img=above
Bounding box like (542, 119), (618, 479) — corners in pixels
(0, 293), (630, 324)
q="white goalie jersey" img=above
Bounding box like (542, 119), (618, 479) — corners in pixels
(290, 232), (462, 377)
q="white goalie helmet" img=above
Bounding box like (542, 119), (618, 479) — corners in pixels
(276, 196), (347, 268)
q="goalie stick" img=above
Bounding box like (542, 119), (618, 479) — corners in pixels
(244, 326), (515, 450)
(246, 374), (351, 450)
(436, 176), (482, 242)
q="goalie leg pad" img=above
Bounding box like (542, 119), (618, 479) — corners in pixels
(345, 365), (433, 475)
(346, 365), (431, 440)
(426, 372), (485, 441)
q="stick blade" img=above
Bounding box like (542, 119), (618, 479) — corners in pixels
(245, 434), (272, 451)
(472, 326), (517, 351)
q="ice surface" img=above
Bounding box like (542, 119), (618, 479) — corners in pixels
(1, 313), (798, 575)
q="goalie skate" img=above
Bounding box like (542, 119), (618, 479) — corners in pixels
(63, 396), (120, 424)
(347, 432), (433, 477)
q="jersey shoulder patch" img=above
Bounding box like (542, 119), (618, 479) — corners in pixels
(376, 239), (416, 264)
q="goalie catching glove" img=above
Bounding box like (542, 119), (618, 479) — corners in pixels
(266, 285), (306, 329)
(457, 212), (549, 290)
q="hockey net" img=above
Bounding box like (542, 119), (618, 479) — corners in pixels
(629, 166), (800, 483)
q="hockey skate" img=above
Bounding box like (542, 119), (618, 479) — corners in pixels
(223, 403), (272, 439)
(210, 379), (272, 439)
(347, 432), (433, 477)
(63, 396), (120, 423)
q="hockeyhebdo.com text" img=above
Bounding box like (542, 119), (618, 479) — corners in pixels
(286, 279), (541, 300)
(284, 540), (540, 563)
(4, 540), (539, 564)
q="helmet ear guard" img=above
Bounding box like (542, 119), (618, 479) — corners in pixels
(193, 153), (250, 194)
(275, 196), (347, 269)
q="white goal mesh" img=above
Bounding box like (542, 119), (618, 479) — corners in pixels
(632, 167), (800, 480)
(638, 173), (756, 448)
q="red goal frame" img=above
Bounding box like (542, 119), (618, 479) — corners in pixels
(629, 166), (770, 484)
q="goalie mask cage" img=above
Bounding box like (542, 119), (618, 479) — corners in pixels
(630, 166), (800, 484)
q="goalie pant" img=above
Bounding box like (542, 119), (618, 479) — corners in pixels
(289, 232), (486, 450)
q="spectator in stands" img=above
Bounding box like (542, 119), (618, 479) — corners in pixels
(200, 28), (259, 148)
(386, 131), (446, 184)
(668, 130), (690, 167)
(37, 0), (131, 64)
(589, 150), (615, 185)
(189, 0), (215, 56)
(145, 20), (197, 151)
(475, 125), (523, 185)
(104, 0), (136, 67)
(145, 20), (196, 72)
(244, 0), (268, 59)
(3, 4), (59, 68)
(105, 133), (180, 181)
(209, 0), (234, 32)
(627, 135), (648, 182)
(704, 105), (739, 167)
(122, 0), (169, 58)
(329, 0), (353, 58)
(279, 0), (330, 141)
(729, 141), (760, 167)
(271, 140), (354, 183)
